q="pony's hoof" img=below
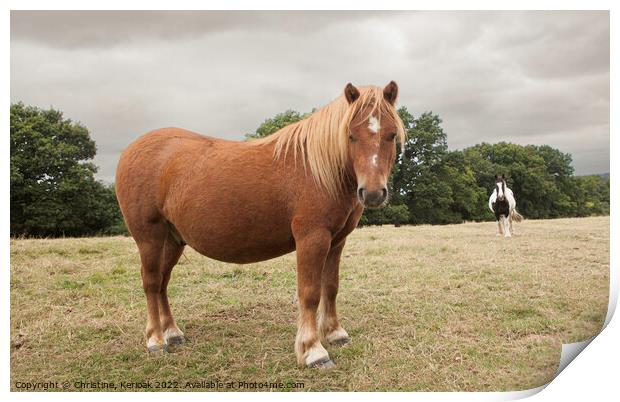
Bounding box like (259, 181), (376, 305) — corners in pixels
(325, 327), (350, 346)
(147, 344), (168, 354)
(330, 337), (350, 347)
(308, 358), (336, 369)
(167, 335), (186, 346)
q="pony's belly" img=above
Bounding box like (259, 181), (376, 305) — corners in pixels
(168, 207), (296, 264)
(189, 235), (296, 264)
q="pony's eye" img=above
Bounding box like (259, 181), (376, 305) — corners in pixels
(387, 132), (397, 141)
(349, 133), (356, 142)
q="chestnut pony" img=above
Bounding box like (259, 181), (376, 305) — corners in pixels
(115, 82), (405, 368)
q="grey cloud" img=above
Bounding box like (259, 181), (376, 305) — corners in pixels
(10, 11), (379, 48)
(10, 11), (609, 182)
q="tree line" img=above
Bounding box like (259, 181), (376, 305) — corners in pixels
(10, 103), (609, 237)
(246, 108), (609, 226)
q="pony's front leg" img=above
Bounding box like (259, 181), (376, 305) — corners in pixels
(496, 218), (503, 236)
(503, 216), (512, 237)
(294, 228), (333, 368)
(319, 241), (350, 346)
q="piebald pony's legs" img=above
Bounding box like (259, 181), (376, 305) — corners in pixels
(502, 216), (511, 237)
(496, 219), (503, 236)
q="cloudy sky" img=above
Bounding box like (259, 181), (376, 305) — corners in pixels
(11, 11), (609, 182)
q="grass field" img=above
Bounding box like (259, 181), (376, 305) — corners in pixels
(10, 216), (609, 391)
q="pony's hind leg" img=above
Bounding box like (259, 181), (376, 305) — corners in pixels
(294, 228), (334, 368)
(135, 222), (184, 353)
(318, 241), (349, 346)
(159, 235), (186, 346)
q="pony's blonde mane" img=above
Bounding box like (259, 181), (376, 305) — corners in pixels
(251, 86), (406, 198)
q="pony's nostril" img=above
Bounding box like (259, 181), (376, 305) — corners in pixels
(381, 187), (388, 200)
(358, 187), (366, 201)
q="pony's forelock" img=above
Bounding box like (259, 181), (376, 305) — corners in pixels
(251, 86), (405, 198)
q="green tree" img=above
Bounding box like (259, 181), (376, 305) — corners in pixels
(568, 175), (610, 216)
(10, 103), (124, 237)
(358, 204), (410, 227)
(245, 110), (309, 140)
(440, 151), (489, 222)
(391, 110), (448, 204)
(461, 142), (577, 219)
(391, 110), (472, 224)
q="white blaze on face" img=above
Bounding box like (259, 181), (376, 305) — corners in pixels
(368, 116), (380, 133)
(371, 154), (378, 167)
(496, 182), (504, 199)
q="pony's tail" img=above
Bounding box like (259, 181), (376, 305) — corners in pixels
(511, 209), (524, 223)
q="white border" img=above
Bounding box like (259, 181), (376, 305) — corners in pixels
(3, 1), (616, 401)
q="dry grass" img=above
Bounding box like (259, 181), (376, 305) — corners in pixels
(10, 217), (609, 391)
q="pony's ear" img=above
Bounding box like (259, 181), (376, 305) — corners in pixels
(502, 174), (506, 179)
(383, 81), (399, 105)
(495, 174), (499, 180)
(344, 83), (360, 104)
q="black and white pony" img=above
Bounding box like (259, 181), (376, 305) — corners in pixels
(488, 174), (523, 237)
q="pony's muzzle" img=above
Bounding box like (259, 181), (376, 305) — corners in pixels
(358, 187), (388, 208)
